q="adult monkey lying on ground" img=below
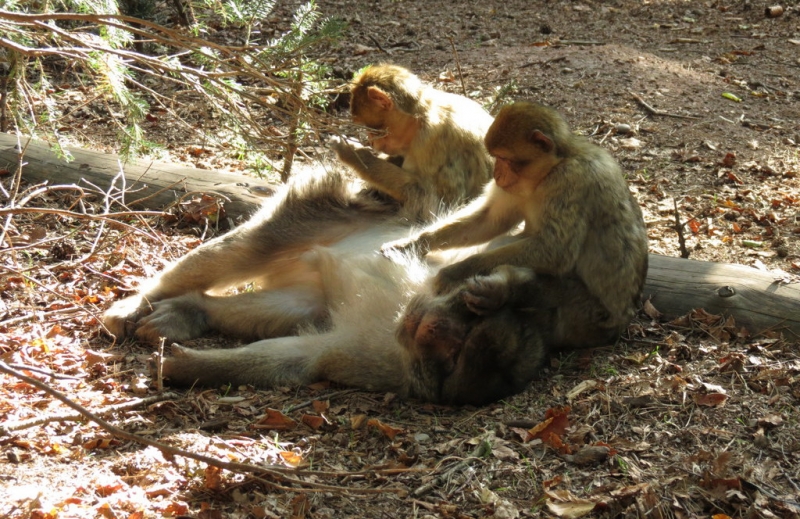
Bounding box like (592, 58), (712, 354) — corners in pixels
(102, 64), (494, 343)
(384, 101), (649, 351)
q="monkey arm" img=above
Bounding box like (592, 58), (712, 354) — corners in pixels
(434, 188), (588, 294)
(419, 188), (522, 251)
(332, 139), (414, 203)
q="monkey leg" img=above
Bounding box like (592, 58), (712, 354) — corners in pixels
(104, 170), (386, 339)
(133, 287), (327, 343)
(486, 270), (622, 349)
(160, 327), (411, 395)
(460, 265), (538, 315)
(103, 233), (289, 339)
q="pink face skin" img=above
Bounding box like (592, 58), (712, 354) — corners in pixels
(492, 156), (521, 190)
(367, 129), (404, 156)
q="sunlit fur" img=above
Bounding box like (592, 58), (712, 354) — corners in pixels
(342, 64), (495, 208)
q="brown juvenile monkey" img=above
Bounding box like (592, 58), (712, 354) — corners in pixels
(384, 101), (649, 348)
(102, 64), (493, 345)
(332, 64), (494, 208)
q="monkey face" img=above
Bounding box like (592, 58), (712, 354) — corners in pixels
(491, 155), (523, 190)
(353, 119), (410, 157)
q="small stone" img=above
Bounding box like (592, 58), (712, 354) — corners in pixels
(615, 123), (633, 135)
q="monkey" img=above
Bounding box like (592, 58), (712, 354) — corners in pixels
(157, 246), (555, 405)
(332, 63), (494, 208)
(102, 64), (494, 345)
(383, 101), (649, 349)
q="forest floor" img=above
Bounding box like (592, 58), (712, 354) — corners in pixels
(1, 1), (800, 518)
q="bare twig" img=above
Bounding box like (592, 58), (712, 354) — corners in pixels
(413, 434), (492, 496)
(284, 388), (359, 413)
(156, 338), (165, 392)
(629, 91), (701, 120)
(673, 198), (690, 259)
(0, 390), (175, 435)
(5, 363), (81, 380)
(0, 134), (32, 247)
(0, 263), (107, 327)
(448, 36), (468, 98)
(367, 34), (390, 55)
(281, 73), (304, 183)
(0, 206), (165, 240)
(0, 362), (405, 494)
(555, 40), (604, 46)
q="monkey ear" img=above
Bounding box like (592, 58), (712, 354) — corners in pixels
(366, 86), (394, 111)
(529, 130), (555, 154)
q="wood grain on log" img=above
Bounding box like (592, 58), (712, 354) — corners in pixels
(0, 133), (275, 221)
(643, 254), (800, 337)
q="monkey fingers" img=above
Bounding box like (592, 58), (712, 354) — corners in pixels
(134, 293), (211, 343)
(462, 276), (510, 315)
(330, 136), (363, 165)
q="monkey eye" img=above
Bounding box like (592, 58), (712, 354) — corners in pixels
(509, 160), (529, 173)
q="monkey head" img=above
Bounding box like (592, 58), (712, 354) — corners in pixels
(397, 285), (551, 405)
(349, 64), (423, 156)
(485, 102), (572, 193)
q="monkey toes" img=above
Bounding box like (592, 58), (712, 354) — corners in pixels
(134, 293), (210, 343)
(103, 295), (152, 339)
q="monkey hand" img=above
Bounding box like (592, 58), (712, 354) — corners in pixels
(433, 259), (480, 295)
(381, 236), (430, 260)
(102, 294), (153, 339)
(461, 272), (511, 315)
(330, 136), (367, 167)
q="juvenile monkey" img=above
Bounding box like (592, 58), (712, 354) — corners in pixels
(333, 64), (494, 208)
(384, 101), (649, 348)
(103, 64), (493, 344)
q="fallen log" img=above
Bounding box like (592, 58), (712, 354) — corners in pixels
(0, 133), (276, 221)
(643, 254), (799, 338)
(3, 134), (799, 337)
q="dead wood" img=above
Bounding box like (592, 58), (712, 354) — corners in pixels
(643, 254), (800, 337)
(0, 134), (276, 222)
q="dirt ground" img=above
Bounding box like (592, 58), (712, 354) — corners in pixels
(1, 1), (800, 518)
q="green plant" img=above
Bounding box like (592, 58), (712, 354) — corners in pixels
(0, 0), (343, 179)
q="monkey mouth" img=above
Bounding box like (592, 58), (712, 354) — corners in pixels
(493, 169), (518, 189)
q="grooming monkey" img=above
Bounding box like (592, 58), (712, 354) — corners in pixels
(102, 64), (494, 343)
(332, 63), (494, 207)
(384, 101), (649, 349)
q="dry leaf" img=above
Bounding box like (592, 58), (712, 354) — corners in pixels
(545, 489), (597, 519)
(311, 400), (329, 413)
(350, 414), (368, 429)
(204, 465), (222, 491)
(367, 418), (403, 440)
(693, 393), (728, 407)
(642, 299), (662, 320)
(279, 451), (304, 467)
(529, 406), (571, 453)
(253, 409), (297, 430)
(301, 414), (325, 430)
(566, 379), (598, 401)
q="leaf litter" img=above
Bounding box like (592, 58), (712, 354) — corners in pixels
(2, 1), (800, 518)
